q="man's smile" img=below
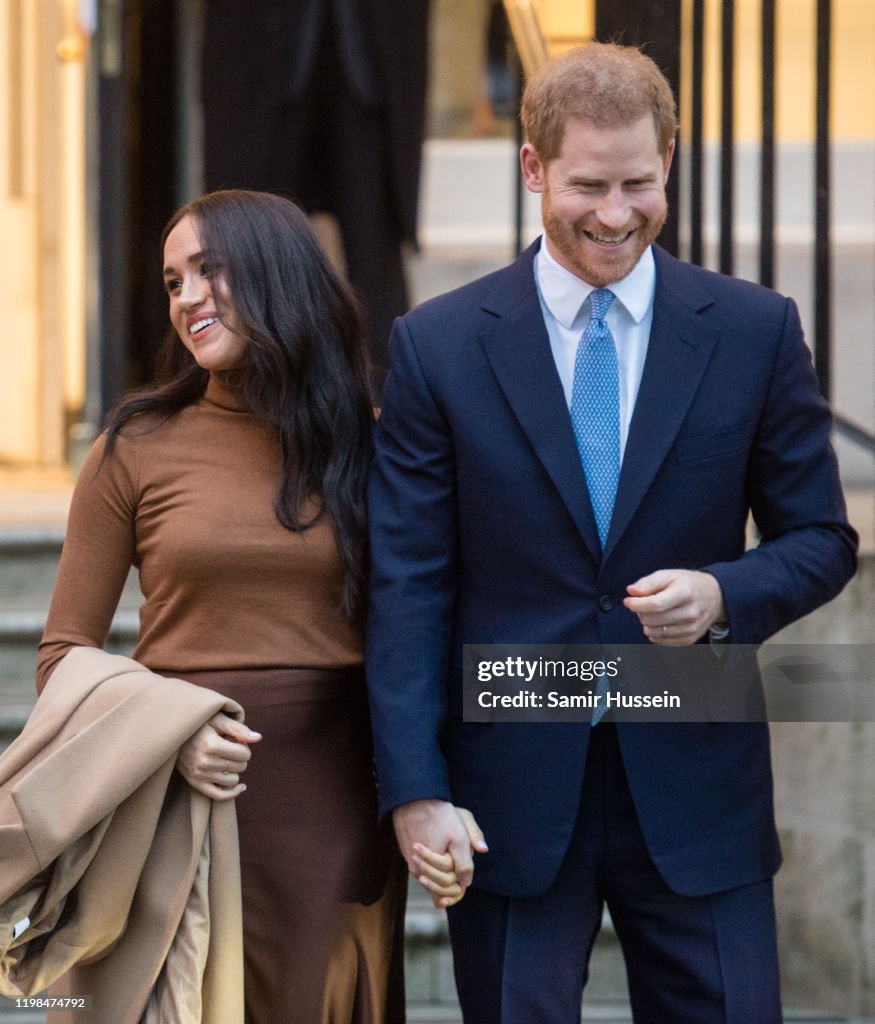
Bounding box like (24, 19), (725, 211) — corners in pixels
(583, 228), (635, 246)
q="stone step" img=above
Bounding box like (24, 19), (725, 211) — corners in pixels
(417, 137), (875, 251)
(405, 1008), (870, 1023)
(0, 527), (140, 751)
(404, 887), (627, 1009)
(406, 1004), (634, 1023)
(0, 529), (140, 612)
(402, 891), (875, 1021)
(0, 609), (137, 751)
(0, 609), (138, 691)
(0, 529), (66, 610)
(0, 1003), (43, 1024)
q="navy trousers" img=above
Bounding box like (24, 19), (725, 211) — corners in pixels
(447, 724), (782, 1023)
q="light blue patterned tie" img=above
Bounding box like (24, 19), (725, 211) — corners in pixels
(571, 290), (619, 726)
(571, 289), (620, 550)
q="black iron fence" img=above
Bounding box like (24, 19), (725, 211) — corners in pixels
(681, 0), (873, 452)
(508, 0), (873, 458)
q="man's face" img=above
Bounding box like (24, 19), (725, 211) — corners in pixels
(521, 114), (674, 286)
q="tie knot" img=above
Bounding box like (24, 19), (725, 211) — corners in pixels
(589, 289), (614, 322)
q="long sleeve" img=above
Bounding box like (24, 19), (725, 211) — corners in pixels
(366, 317), (459, 816)
(37, 434), (138, 691)
(704, 297), (858, 643)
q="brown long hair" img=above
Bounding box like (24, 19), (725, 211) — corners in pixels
(105, 189), (374, 620)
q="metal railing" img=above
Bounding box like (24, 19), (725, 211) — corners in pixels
(506, 0), (873, 458)
(684, 0), (874, 453)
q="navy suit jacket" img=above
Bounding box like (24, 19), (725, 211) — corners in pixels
(366, 241), (857, 899)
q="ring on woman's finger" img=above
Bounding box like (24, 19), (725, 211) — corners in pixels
(223, 758), (230, 775)
(662, 625), (667, 638)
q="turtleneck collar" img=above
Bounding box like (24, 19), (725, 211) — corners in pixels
(203, 374), (249, 412)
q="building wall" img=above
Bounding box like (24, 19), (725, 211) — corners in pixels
(0, 0), (86, 469)
(772, 553), (875, 1017)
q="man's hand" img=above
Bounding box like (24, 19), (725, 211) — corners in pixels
(392, 799), (488, 906)
(624, 569), (726, 646)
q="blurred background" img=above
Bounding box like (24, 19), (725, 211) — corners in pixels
(0, 1), (873, 1020)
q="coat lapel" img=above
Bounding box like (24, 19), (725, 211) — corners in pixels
(478, 244), (603, 562)
(603, 248), (719, 560)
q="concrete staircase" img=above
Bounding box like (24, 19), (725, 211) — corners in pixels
(404, 885), (630, 1019)
(1, 528), (64, 744)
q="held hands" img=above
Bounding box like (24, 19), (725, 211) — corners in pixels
(393, 799), (488, 909)
(624, 569), (727, 645)
(176, 711), (262, 801)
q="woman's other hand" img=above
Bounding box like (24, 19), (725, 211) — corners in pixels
(176, 711), (262, 801)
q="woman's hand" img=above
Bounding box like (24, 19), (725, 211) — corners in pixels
(176, 712), (262, 801)
(412, 844), (464, 908)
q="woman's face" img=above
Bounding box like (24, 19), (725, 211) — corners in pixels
(162, 214), (247, 372)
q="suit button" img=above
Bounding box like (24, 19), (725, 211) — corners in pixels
(599, 595), (614, 611)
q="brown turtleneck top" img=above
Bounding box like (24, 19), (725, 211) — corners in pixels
(37, 378), (363, 691)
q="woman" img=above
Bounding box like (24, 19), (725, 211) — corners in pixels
(37, 190), (459, 1022)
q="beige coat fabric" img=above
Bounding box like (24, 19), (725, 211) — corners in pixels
(0, 647), (245, 1024)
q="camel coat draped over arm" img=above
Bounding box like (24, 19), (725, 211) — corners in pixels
(0, 647), (245, 1024)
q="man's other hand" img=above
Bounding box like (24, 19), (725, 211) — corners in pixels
(624, 569), (727, 645)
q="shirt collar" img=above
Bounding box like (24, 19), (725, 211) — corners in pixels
(535, 237), (656, 327)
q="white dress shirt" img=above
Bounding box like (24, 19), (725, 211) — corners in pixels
(534, 238), (730, 639)
(534, 237), (656, 459)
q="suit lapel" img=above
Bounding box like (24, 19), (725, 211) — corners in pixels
(603, 249), (719, 560)
(477, 244), (720, 565)
(478, 245), (603, 562)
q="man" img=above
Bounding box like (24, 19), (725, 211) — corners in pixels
(367, 43), (857, 1023)
(200, 0), (429, 393)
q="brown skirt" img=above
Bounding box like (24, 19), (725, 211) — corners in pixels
(173, 667), (406, 1024)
